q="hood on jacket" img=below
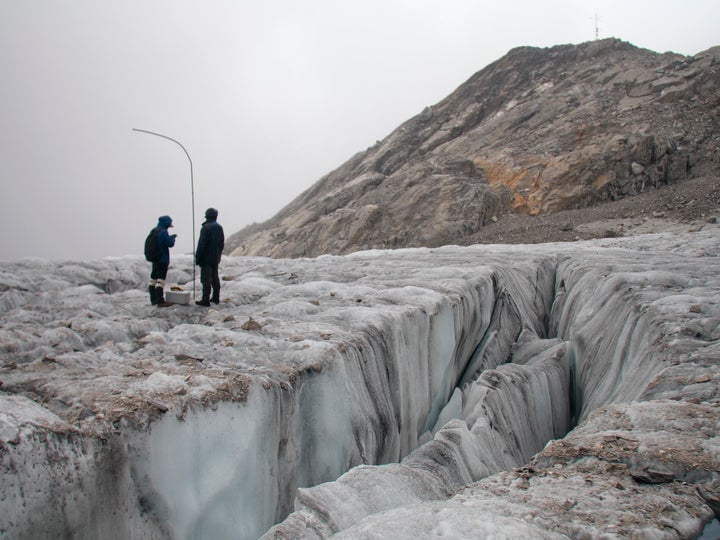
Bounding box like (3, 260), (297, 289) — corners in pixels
(157, 215), (173, 229)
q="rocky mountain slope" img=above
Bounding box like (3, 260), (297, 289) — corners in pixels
(226, 38), (720, 258)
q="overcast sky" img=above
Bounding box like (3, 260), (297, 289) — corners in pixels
(1, 1), (718, 261)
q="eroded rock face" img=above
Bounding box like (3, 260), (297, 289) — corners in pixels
(226, 39), (720, 258)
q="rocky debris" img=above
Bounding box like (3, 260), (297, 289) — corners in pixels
(493, 400), (720, 537)
(240, 316), (262, 331)
(470, 173), (720, 245)
(328, 400), (719, 539)
(226, 39), (720, 258)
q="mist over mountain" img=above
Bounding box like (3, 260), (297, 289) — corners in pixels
(226, 38), (720, 257)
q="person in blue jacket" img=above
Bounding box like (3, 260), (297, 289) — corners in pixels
(149, 215), (177, 306)
(195, 208), (224, 306)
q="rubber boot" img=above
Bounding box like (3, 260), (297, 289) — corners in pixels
(156, 287), (172, 307)
(148, 285), (158, 305)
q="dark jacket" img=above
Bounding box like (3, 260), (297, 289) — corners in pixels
(156, 216), (176, 265)
(195, 218), (224, 266)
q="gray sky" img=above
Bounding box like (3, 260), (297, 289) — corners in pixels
(1, 0), (718, 261)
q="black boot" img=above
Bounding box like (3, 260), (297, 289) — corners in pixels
(156, 287), (172, 307)
(148, 285), (158, 305)
(198, 278), (211, 306)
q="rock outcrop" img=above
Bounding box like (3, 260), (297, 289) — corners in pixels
(226, 39), (720, 258)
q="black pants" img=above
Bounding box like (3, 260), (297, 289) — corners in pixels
(151, 262), (169, 281)
(200, 265), (220, 301)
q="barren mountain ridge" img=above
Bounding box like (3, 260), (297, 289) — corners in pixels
(227, 38), (720, 257)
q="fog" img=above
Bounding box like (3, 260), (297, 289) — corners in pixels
(1, 0), (718, 261)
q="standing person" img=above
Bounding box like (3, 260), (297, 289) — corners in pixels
(195, 207), (225, 306)
(147, 215), (177, 307)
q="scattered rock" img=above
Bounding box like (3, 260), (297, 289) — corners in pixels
(241, 317), (262, 331)
(147, 399), (169, 413)
(631, 162), (646, 175)
(174, 353), (204, 363)
(629, 467), (675, 484)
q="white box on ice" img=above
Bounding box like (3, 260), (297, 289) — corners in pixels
(165, 290), (190, 305)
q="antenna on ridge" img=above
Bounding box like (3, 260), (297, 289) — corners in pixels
(594, 11), (600, 40)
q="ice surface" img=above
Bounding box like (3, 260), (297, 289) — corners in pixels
(1, 231), (719, 539)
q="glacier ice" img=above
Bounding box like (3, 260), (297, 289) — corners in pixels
(0, 231), (718, 539)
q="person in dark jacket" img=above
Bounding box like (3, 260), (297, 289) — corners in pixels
(149, 215), (176, 306)
(195, 208), (225, 306)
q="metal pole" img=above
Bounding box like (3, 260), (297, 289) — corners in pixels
(132, 128), (196, 300)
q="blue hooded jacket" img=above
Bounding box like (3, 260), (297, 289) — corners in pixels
(155, 215), (176, 265)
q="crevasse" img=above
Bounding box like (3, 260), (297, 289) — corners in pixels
(1, 242), (713, 540)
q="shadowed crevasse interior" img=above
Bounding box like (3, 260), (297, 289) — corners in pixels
(251, 253), (690, 538)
